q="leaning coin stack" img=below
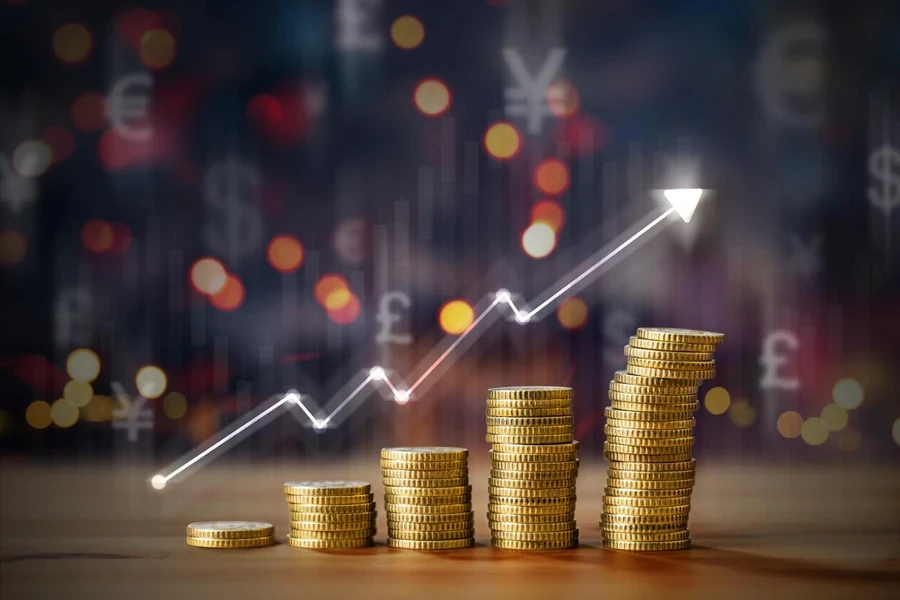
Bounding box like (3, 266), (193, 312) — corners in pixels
(487, 386), (579, 550)
(283, 481), (376, 549)
(601, 327), (724, 551)
(381, 447), (474, 550)
(185, 521), (274, 549)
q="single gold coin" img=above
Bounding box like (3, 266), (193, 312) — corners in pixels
(626, 364), (715, 380)
(627, 357), (716, 371)
(489, 441), (579, 455)
(624, 346), (714, 361)
(599, 521), (686, 532)
(602, 529), (690, 542)
(604, 487), (692, 499)
(488, 520), (576, 533)
(606, 459), (695, 472)
(487, 511), (575, 524)
(283, 481), (370, 496)
(604, 450), (693, 462)
(380, 459), (467, 471)
(491, 459), (579, 473)
(491, 538), (577, 550)
(380, 468), (467, 480)
(289, 509), (375, 522)
(605, 418), (695, 430)
(486, 407), (572, 417)
(605, 437), (694, 449)
(489, 485), (576, 498)
(486, 424), (574, 436)
(488, 477), (576, 490)
(602, 504), (690, 516)
(387, 520), (473, 533)
(490, 451), (579, 464)
(605, 425), (694, 440)
(381, 447), (468, 461)
(629, 336), (717, 352)
(289, 519), (376, 532)
(385, 511), (473, 524)
(605, 407), (695, 422)
(487, 433), (573, 444)
(492, 529), (578, 542)
(287, 501), (376, 515)
(387, 538), (474, 550)
(383, 484), (471, 497)
(289, 528), (376, 540)
(488, 502), (575, 516)
(604, 495), (691, 507)
(485, 416), (573, 427)
(487, 494), (576, 506)
(614, 370), (700, 387)
(606, 472), (695, 485)
(609, 400), (699, 413)
(186, 536), (274, 549)
(286, 535), (371, 549)
(490, 469), (578, 481)
(636, 327), (724, 344)
(383, 494), (471, 506)
(382, 476), (468, 488)
(486, 399), (573, 411)
(608, 391), (697, 404)
(384, 502), (472, 515)
(388, 529), (474, 541)
(601, 513), (690, 525)
(487, 386), (573, 400)
(285, 493), (373, 505)
(186, 521), (274, 539)
(609, 380), (698, 395)
(602, 538), (691, 551)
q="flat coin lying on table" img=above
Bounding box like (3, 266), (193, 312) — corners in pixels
(186, 536), (274, 549)
(186, 521), (274, 539)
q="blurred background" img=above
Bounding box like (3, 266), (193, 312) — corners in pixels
(1, 0), (898, 486)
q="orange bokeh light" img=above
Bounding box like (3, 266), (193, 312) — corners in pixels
(139, 28), (176, 70)
(438, 300), (475, 335)
(116, 9), (162, 48)
(546, 81), (580, 117)
(391, 15), (425, 50)
(327, 293), (361, 325)
(53, 23), (92, 65)
(530, 199), (566, 232)
(414, 78), (451, 117)
(210, 274), (245, 311)
(71, 92), (107, 132)
(267, 235), (305, 273)
(81, 220), (114, 253)
(534, 158), (570, 196)
(483, 122), (521, 160)
(557, 296), (589, 330)
(190, 257), (227, 295)
(314, 274), (350, 306)
(0, 230), (28, 266)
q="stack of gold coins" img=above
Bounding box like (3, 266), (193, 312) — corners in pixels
(601, 327), (724, 551)
(283, 481), (376, 549)
(487, 386), (579, 550)
(381, 447), (474, 550)
(185, 521), (274, 549)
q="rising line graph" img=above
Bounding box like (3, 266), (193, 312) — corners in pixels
(150, 191), (703, 490)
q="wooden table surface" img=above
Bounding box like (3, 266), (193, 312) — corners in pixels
(2, 459), (899, 599)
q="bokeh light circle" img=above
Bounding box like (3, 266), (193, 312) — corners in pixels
(63, 380), (94, 408)
(81, 220), (114, 253)
(776, 411), (803, 438)
(164, 392), (188, 419)
(704, 387), (731, 415)
(391, 15), (425, 50)
(483, 122), (521, 160)
(820, 403), (848, 432)
(534, 158), (570, 196)
(53, 23), (92, 65)
(557, 297), (588, 330)
(439, 300), (475, 335)
(727, 399), (756, 427)
(139, 28), (176, 70)
(26, 401), (52, 429)
(82, 395), (113, 422)
(324, 287), (353, 311)
(0, 230), (28, 266)
(12, 140), (53, 178)
(314, 274), (349, 306)
(414, 79), (451, 117)
(832, 378), (864, 410)
(66, 348), (101, 383)
(210, 274), (245, 311)
(530, 200), (566, 233)
(136, 365), (167, 399)
(70, 92), (107, 132)
(51, 398), (79, 428)
(327, 293), (361, 325)
(546, 81), (580, 117)
(267, 235), (305, 273)
(190, 257), (227, 295)
(521, 223), (556, 259)
(800, 417), (829, 446)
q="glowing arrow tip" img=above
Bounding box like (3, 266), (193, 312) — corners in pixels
(369, 366), (386, 381)
(663, 188), (703, 223)
(495, 289), (511, 303)
(151, 475), (166, 490)
(394, 390), (410, 404)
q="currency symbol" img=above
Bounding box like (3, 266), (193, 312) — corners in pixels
(788, 234), (823, 280)
(602, 309), (636, 365)
(868, 145), (900, 218)
(0, 154), (38, 214)
(203, 157), (264, 268)
(759, 330), (800, 391)
(54, 288), (92, 350)
(375, 291), (412, 345)
(754, 23), (826, 129)
(503, 48), (567, 135)
(111, 382), (154, 442)
(336, 0), (383, 53)
(107, 73), (154, 142)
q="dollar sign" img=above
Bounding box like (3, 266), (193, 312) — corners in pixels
(203, 157), (264, 268)
(107, 73), (153, 142)
(375, 291), (412, 345)
(54, 288), (92, 350)
(759, 330), (800, 391)
(602, 309), (636, 365)
(868, 145), (900, 218)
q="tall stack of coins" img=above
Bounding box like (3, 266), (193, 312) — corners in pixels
(185, 521), (274, 549)
(381, 447), (475, 550)
(283, 481), (376, 549)
(601, 327), (724, 551)
(487, 386), (579, 550)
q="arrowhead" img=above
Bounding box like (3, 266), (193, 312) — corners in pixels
(664, 188), (703, 223)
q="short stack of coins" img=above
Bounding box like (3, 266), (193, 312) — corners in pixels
(283, 481), (376, 549)
(186, 521), (274, 549)
(487, 386), (579, 550)
(381, 447), (475, 550)
(601, 327), (724, 551)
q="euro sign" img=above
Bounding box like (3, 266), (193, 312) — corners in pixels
(759, 330), (800, 391)
(107, 73), (154, 142)
(375, 291), (412, 345)
(503, 48), (567, 135)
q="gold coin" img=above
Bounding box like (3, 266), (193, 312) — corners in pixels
(488, 520), (576, 533)
(486, 434), (574, 445)
(627, 357), (716, 371)
(485, 416), (573, 427)
(609, 400), (699, 413)
(486, 424), (574, 436)
(383, 484), (471, 497)
(286, 535), (371, 549)
(288, 510), (374, 523)
(285, 493), (373, 505)
(387, 520), (473, 533)
(605, 425), (694, 440)
(289, 528), (376, 540)
(380, 468), (467, 479)
(605, 437), (694, 449)
(636, 327), (724, 344)
(606, 477), (694, 491)
(606, 459), (695, 472)
(601, 513), (690, 525)
(287, 502), (376, 515)
(487, 511), (574, 524)
(289, 519), (376, 532)
(624, 346), (714, 361)
(614, 370), (700, 387)
(629, 336), (717, 352)
(283, 481), (370, 496)
(490, 469), (577, 481)
(488, 494), (576, 506)
(602, 529), (690, 542)
(382, 476), (469, 488)
(602, 504), (690, 516)
(489, 441), (579, 455)
(489, 486), (576, 498)
(604, 450), (693, 462)
(381, 447), (468, 461)
(383, 494), (471, 506)
(384, 502), (472, 515)
(491, 538), (577, 550)
(186, 536), (274, 549)
(489, 502), (575, 515)
(388, 529), (474, 541)
(490, 451), (579, 464)
(486, 407), (572, 417)
(491, 459), (579, 473)
(602, 538), (691, 551)
(608, 391), (698, 404)
(487, 386), (573, 400)
(605, 487), (692, 499)
(605, 407), (695, 422)
(488, 477), (576, 490)
(385, 511), (473, 524)
(380, 459), (467, 471)
(605, 418), (695, 430)
(186, 521), (274, 539)
(492, 529), (578, 542)
(387, 538), (474, 550)
(626, 364), (715, 380)
(600, 521), (686, 532)
(607, 470), (695, 483)
(604, 495), (691, 507)
(609, 380), (698, 395)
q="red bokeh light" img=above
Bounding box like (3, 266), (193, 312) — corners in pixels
(267, 235), (305, 273)
(97, 129), (134, 170)
(553, 113), (609, 158)
(314, 274), (349, 306)
(534, 158), (570, 196)
(71, 92), (107, 132)
(210, 274), (245, 311)
(42, 127), (75, 163)
(81, 220), (113, 253)
(327, 293), (361, 325)
(110, 222), (132, 253)
(530, 200), (566, 233)
(248, 86), (309, 146)
(116, 9), (162, 48)
(247, 94), (283, 130)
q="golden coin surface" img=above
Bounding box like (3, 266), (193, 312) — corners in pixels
(626, 364), (715, 380)
(384, 502), (472, 515)
(488, 495), (576, 506)
(380, 468), (467, 479)
(381, 447), (468, 461)
(609, 381), (698, 395)
(486, 424), (574, 436)
(490, 451), (579, 464)
(487, 511), (574, 523)
(486, 407), (572, 417)
(600, 521), (686, 532)
(605, 425), (694, 440)
(289, 509), (375, 522)
(486, 416), (573, 427)
(487, 386), (573, 400)
(383, 484), (470, 497)
(488, 521), (576, 533)
(627, 357), (717, 371)
(624, 346), (714, 361)
(383, 494), (471, 506)
(601, 513), (690, 525)
(380, 459), (467, 471)
(602, 529), (690, 542)
(491, 539), (577, 550)
(286, 535), (371, 549)
(605, 437), (694, 449)
(604, 495), (691, 507)
(605, 418), (695, 430)
(388, 529), (474, 541)
(607, 472), (695, 485)
(492, 529), (578, 542)
(289, 528), (376, 540)
(489, 486), (576, 498)
(490, 441), (579, 455)
(602, 504), (691, 516)
(287, 501), (375, 515)
(490, 469), (577, 481)
(382, 476), (468, 488)
(604, 487), (693, 499)
(609, 400), (699, 413)
(605, 408), (695, 422)
(283, 481), (370, 496)
(489, 477), (576, 490)
(486, 399), (573, 410)
(186, 521), (274, 539)
(289, 519), (376, 532)
(614, 370), (700, 387)
(491, 459), (579, 472)
(486, 433), (574, 444)
(604, 450), (693, 462)
(387, 521), (473, 533)
(608, 391), (697, 404)
(488, 502), (575, 516)
(186, 536), (274, 549)
(387, 538), (474, 550)
(385, 511), (473, 524)
(285, 493), (373, 505)
(606, 459), (695, 472)
(636, 327), (724, 344)
(602, 538), (691, 551)
(629, 336), (717, 352)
